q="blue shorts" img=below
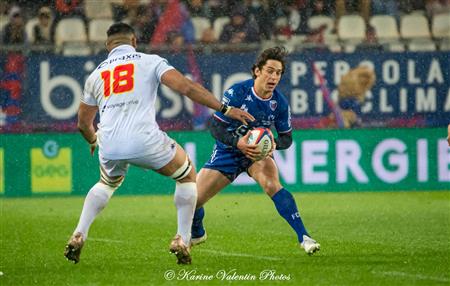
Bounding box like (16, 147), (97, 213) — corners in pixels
(203, 144), (254, 182)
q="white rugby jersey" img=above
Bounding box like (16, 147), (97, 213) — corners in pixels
(81, 45), (174, 160)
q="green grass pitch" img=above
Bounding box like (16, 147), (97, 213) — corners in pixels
(1, 191), (449, 285)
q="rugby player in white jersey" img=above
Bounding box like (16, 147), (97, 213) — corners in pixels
(64, 23), (254, 265)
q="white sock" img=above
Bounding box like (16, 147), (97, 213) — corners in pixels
(174, 182), (197, 245)
(74, 183), (114, 239)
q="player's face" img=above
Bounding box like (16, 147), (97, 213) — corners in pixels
(254, 60), (283, 95)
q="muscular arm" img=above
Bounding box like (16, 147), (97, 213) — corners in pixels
(77, 102), (98, 144)
(275, 131), (292, 150)
(161, 69), (222, 111)
(210, 118), (239, 148)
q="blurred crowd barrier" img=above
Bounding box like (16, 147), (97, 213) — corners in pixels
(0, 49), (449, 133)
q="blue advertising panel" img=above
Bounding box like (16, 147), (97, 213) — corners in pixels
(1, 51), (449, 132)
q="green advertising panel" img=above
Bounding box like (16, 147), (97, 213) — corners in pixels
(0, 128), (448, 197)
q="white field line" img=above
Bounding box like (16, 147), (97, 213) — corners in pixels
(196, 249), (282, 261)
(372, 270), (450, 283)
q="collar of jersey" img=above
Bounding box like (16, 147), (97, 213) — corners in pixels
(108, 45), (136, 58)
(251, 87), (273, 101)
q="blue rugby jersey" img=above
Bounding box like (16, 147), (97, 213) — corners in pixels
(213, 79), (292, 151)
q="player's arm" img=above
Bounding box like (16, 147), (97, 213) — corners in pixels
(160, 69), (254, 125)
(210, 118), (261, 160)
(210, 118), (239, 147)
(78, 102), (98, 155)
(275, 131), (293, 150)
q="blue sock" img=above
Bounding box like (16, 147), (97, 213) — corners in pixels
(191, 207), (205, 238)
(271, 188), (309, 243)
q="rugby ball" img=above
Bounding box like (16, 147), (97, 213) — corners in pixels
(247, 127), (273, 161)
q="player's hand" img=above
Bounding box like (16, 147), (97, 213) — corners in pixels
(237, 132), (261, 161)
(88, 135), (97, 156)
(225, 107), (255, 125)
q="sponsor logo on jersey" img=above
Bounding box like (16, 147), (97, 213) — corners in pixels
(270, 100), (277, 111)
(31, 140), (72, 193)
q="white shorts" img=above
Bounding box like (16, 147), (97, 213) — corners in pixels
(99, 132), (177, 178)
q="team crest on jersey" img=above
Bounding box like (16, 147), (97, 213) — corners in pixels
(269, 100), (277, 111)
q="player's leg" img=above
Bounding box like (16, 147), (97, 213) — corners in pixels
(154, 143), (198, 264)
(248, 157), (320, 254)
(65, 159), (127, 263)
(191, 168), (231, 245)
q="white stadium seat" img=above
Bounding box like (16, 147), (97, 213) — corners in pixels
(338, 15), (366, 42)
(55, 18), (87, 47)
(89, 19), (114, 42)
(432, 13), (450, 38)
(55, 18), (88, 55)
(400, 14), (431, 39)
(213, 16), (230, 39)
(408, 40), (436, 51)
(191, 17), (211, 41)
(370, 15), (400, 41)
(84, 0), (113, 20)
(308, 15), (334, 35)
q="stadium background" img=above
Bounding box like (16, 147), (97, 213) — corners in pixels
(0, 1), (449, 285)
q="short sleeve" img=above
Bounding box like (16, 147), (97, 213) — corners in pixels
(275, 104), (292, 133)
(213, 85), (242, 123)
(81, 75), (97, 106)
(154, 56), (175, 81)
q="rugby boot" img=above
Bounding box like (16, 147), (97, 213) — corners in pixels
(300, 235), (320, 255)
(64, 232), (85, 264)
(169, 235), (192, 265)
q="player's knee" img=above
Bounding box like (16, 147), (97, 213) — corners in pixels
(99, 173), (124, 189)
(261, 179), (281, 196)
(171, 156), (195, 182)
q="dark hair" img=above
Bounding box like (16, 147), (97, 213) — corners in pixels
(251, 46), (288, 79)
(107, 22), (135, 37)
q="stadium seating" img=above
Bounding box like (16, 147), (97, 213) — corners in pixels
(84, 0), (113, 20)
(369, 15), (404, 51)
(55, 18), (89, 55)
(308, 15), (334, 36)
(338, 15), (366, 43)
(370, 15), (399, 41)
(213, 16), (230, 39)
(25, 18), (39, 44)
(191, 16), (211, 41)
(89, 19), (114, 42)
(400, 14), (431, 39)
(432, 12), (450, 38)
(408, 40), (436, 51)
(400, 14), (434, 51)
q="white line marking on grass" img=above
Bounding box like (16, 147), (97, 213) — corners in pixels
(197, 249), (282, 261)
(373, 270), (450, 283)
(89, 238), (126, 243)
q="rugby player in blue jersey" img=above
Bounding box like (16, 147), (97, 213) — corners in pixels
(191, 47), (320, 254)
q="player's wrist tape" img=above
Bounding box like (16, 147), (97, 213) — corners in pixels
(220, 104), (232, 115)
